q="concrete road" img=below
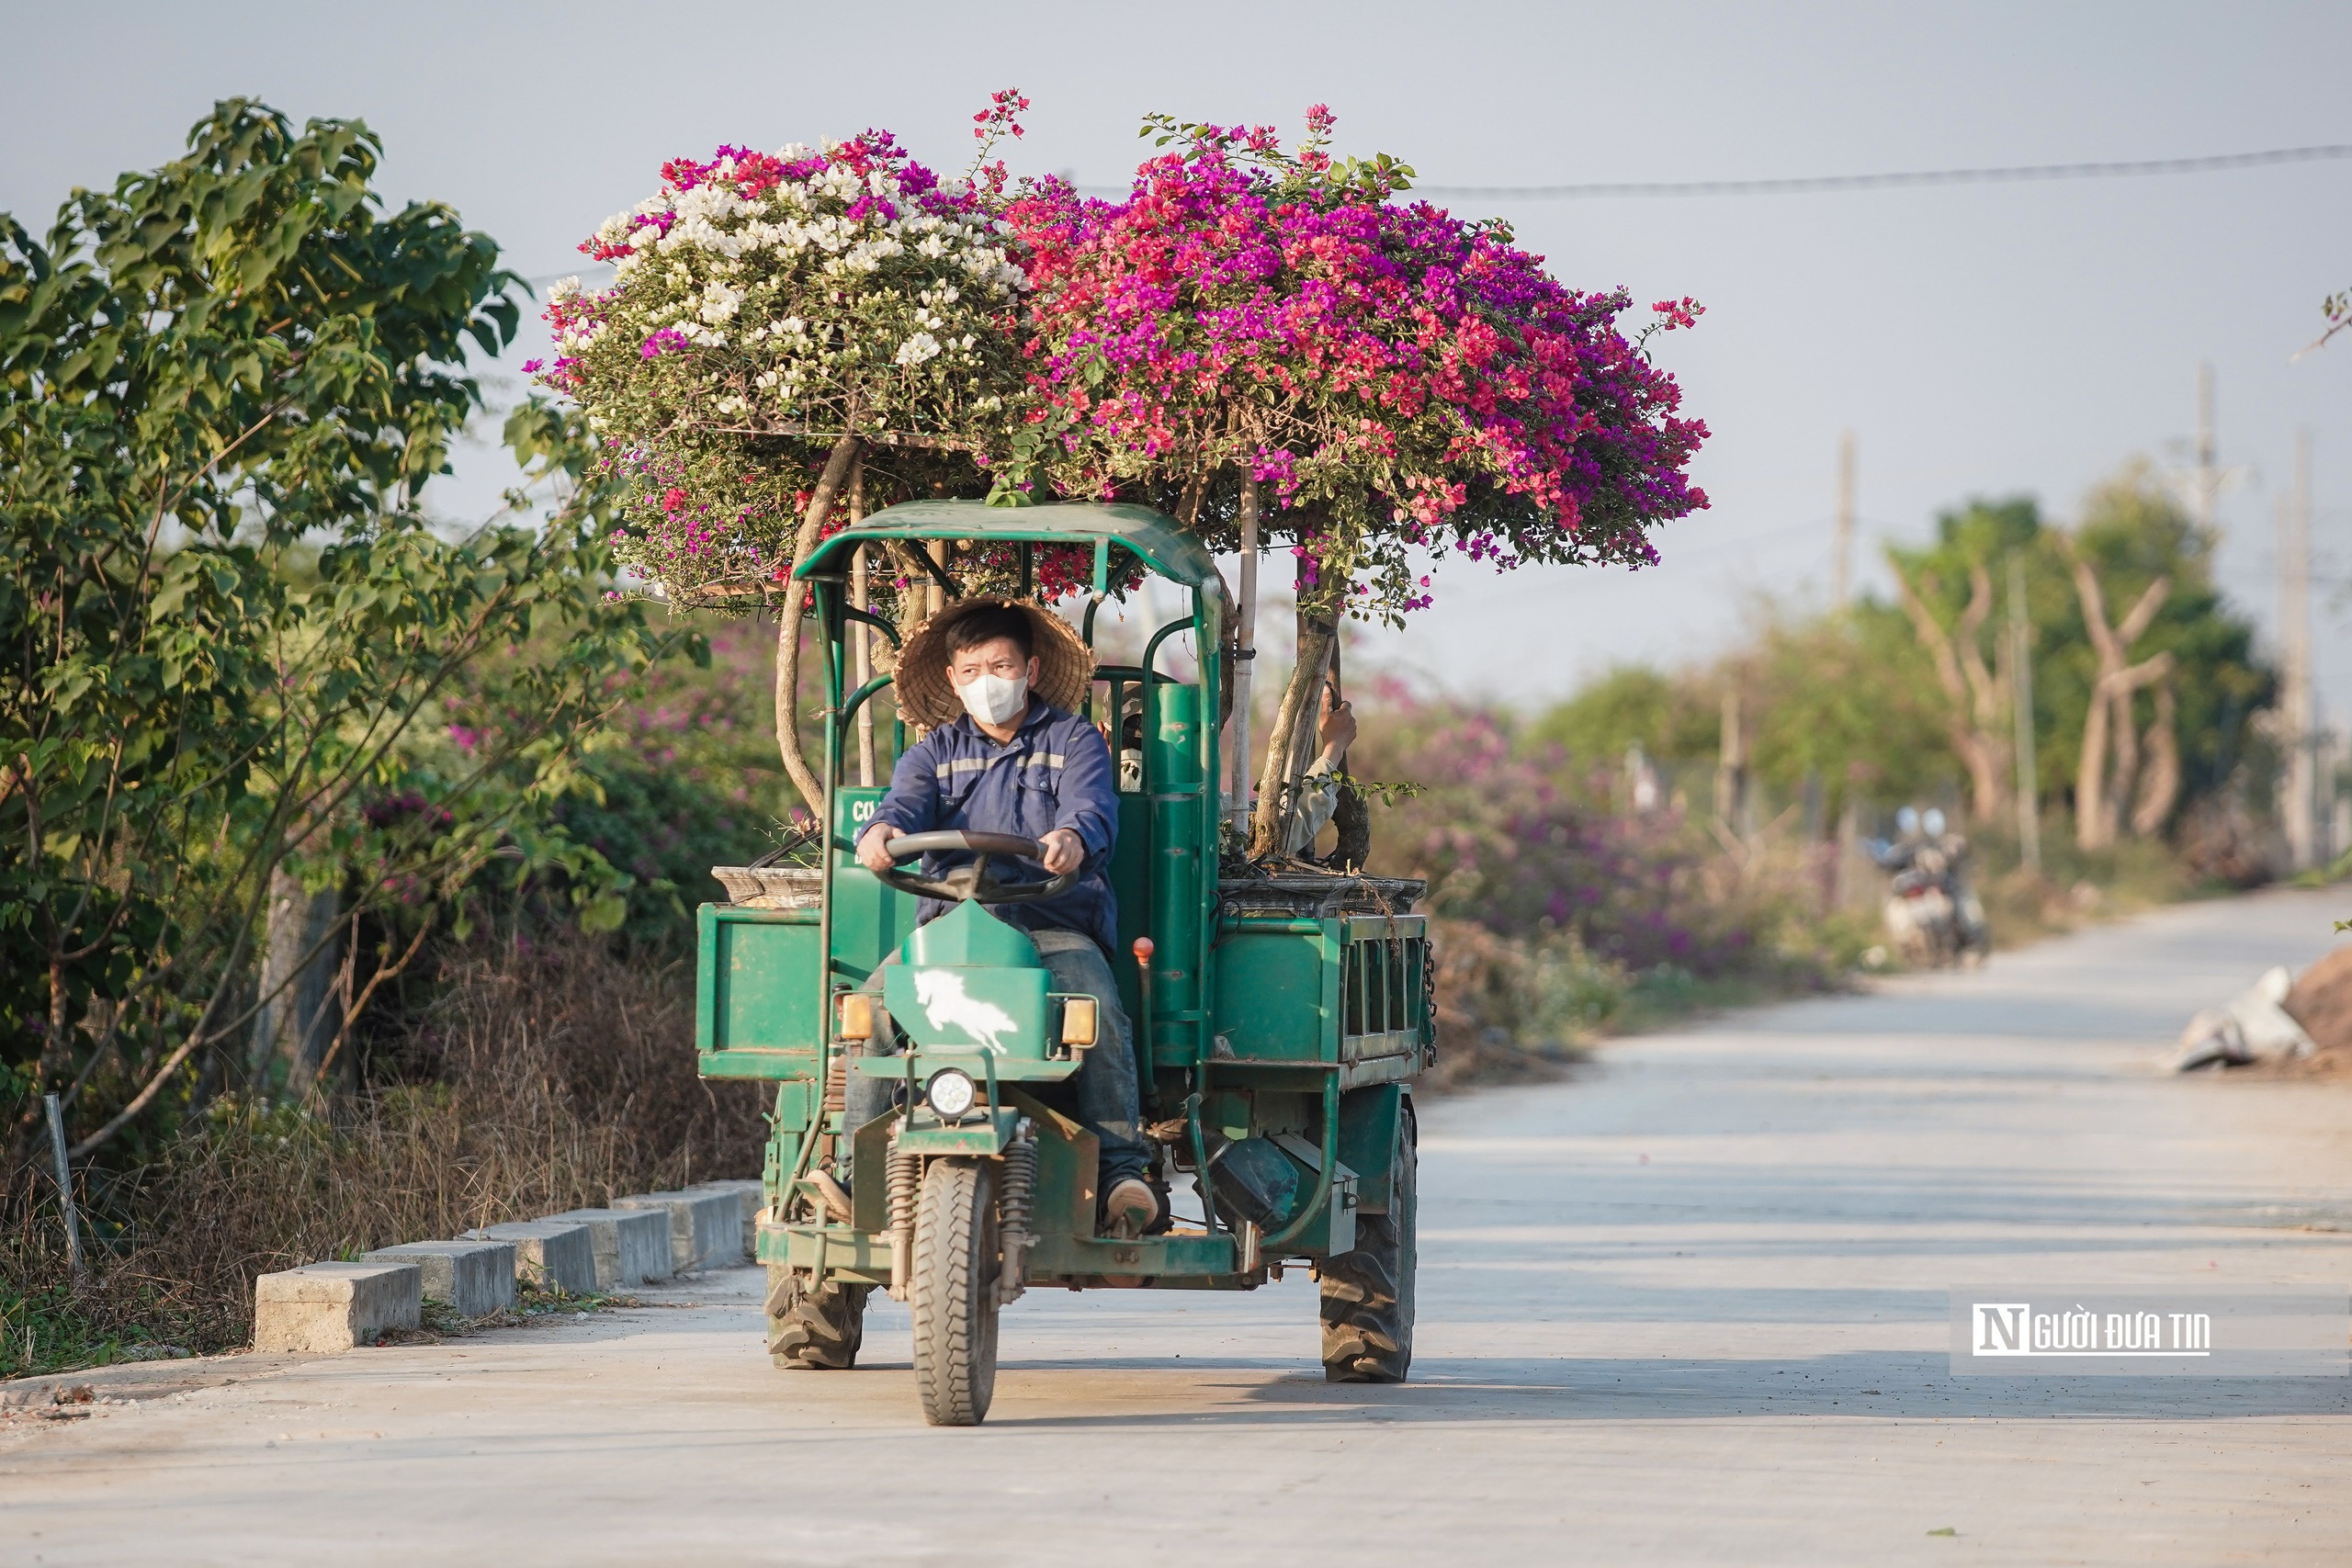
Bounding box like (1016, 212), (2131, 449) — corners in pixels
(7, 889), (2352, 1566)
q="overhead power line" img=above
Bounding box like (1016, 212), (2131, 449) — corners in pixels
(525, 141), (2350, 287)
(1408, 141), (2352, 200)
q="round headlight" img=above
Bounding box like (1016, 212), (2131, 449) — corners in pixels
(926, 1067), (978, 1119)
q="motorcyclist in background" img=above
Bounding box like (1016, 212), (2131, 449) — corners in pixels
(1919, 807), (1990, 962)
(1871, 805), (1989, 966)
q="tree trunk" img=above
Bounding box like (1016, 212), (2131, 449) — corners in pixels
(247, 868), (341, 1095)
(773, 434), (865, 816)
(2108, 682), (2143, 828)
(2075, 672), (2114, 850)
(2131, 681), (2181, 839)
(1249, 597), (1338, 860)
(1892, 559), (2008, 823)
(2063, 538), (2171, 853)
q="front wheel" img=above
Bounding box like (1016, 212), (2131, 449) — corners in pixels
(911, 1156), (1001, 1426)
(1320, 1102), (1417, 1382)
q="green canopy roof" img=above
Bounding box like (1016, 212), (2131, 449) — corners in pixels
(797, 501), (1227, 604)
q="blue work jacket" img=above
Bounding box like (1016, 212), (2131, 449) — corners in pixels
(865, 699), (1119, 956)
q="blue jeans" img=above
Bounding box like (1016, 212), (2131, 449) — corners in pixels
(842, 939), (1148, 1192)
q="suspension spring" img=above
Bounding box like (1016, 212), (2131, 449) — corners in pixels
(822, 1050), (848, 1122)
(886, 1134), (920, 1301)
(997, 1122), (1039, 1305)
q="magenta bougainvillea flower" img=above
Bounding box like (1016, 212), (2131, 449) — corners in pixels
(1001, 111), (1708, 621)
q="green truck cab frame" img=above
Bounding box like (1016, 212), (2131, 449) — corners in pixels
(695, 500), (1429, 1423)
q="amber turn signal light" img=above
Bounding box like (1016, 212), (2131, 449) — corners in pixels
(1059, 996), (1099, 1049)
(835, 992), (875, 1041)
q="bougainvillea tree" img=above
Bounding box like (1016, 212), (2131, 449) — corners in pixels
(1002, 109), (1710, 855)
(538, 96), (1038, 808)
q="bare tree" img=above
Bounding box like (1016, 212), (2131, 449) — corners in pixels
(1891, 557), (2011, 823)
(2063, 537), (2172, 850)
(2131, 682), (2182, 839)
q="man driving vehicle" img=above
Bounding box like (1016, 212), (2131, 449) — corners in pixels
(848, 600), (1157, 1238)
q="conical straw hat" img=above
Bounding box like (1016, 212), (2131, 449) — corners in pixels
(892, 598), (1095, 729)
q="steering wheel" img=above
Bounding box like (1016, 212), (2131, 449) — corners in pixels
(875, 830), (1080, 905)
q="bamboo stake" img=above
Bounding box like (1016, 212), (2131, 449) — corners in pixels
(44, 1094), (83, 1279)
(849, 464), (874, 787)
(1227, 477), (1261, 831)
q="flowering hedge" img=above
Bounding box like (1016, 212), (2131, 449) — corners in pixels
(537, 101), (1032, 604)
(1002, 110), (1710, 622)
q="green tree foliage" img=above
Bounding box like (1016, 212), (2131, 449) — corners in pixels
(1523, 463), (2268, 838)
(2052, 465), (2269, 807)
(1528, 613), (1950, 818)
(1527, 666), (1713, 769)
(2, 103), (678, 1157)
(1894, 472), (2268, 817)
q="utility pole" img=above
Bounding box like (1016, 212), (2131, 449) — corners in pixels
(2280, 429), (2316, 872)
(2007, 553), (2041, 876)
(1834, 430), (1856, 609)
(1715, 686), (1748, 839)
(2193, 364), (2219, 531)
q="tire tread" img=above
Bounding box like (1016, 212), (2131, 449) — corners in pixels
(1320, 1104), (1417, 1383)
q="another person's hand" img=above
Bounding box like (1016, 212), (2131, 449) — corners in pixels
(1317, 694), (1357, 765)
(856, 823), (903, 874)
(1037, 827), (1083, 876)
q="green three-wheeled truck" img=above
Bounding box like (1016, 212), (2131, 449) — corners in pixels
(695, 501), (1429, 1425)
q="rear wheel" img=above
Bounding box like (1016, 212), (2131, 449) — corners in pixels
(1320, 1102), (1416, 1383)
(911, 1156), (1001, 1426)
(765, 1265), (867, 1370)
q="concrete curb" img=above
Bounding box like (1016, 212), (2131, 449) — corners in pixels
(691, 1179), (764, 1258)
(463, 1221), (598, 1295)
(254, 1261), (421, 1353)
(361, 1239), (517, 1318)
(544, 1208), (673, 1290)
(244, 1174), (759, 1358)
(615, 1189), (744, 1271)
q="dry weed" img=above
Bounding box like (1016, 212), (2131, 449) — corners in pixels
(4, 931), (764, 1363)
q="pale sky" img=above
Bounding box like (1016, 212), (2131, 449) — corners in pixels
(8, 1), (2349, 716)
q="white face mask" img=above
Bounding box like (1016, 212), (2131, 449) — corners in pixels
(956, 671), (1029, 726)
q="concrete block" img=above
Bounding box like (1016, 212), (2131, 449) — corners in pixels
(691, 1179), (764, 1258)
(254, 1261), (421, 1354)
(614, 1189), (744, 1271)
(361, 1240), (516, 1318)
(462, 1220), (598, 1296)
(543, 1208), (673, 1289)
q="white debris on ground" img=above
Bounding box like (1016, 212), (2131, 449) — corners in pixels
(2174, 964), (2317, 1070)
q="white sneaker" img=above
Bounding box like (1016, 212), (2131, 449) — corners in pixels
(1102, 1178), (1159, 1240)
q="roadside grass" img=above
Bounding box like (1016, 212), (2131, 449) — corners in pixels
(3, 931), (762, 1380)
(1425, 909), (1871, 1091)
(394, 1283), (647, 1346)
(1972, 825), (2238, 950)
(1, 1280), (195, 1379)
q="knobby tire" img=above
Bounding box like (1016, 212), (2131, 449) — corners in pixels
(766, 1264), (867, 1370)
(1319, 1102), (1417, 1382)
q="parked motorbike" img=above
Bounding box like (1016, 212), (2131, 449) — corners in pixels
(1872, 808), (1989, 968)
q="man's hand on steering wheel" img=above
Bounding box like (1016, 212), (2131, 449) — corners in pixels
(857, 826), (1083, 904)
(856, 822), (903, 874)
(1037, 828), (1083, 877)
